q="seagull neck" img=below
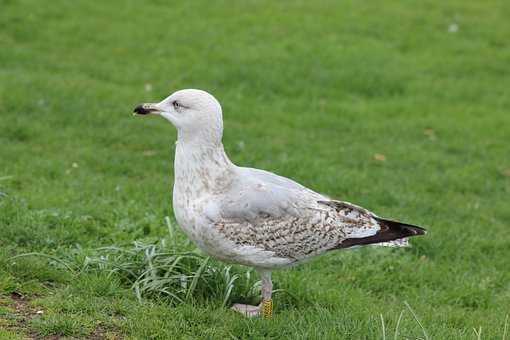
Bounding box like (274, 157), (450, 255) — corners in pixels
(174, 139), (235, 195)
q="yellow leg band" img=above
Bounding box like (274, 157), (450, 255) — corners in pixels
(262, 299), (273, 318)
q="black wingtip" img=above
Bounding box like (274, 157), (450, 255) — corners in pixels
(379, 218), (427, 236)
(335, 218), (426, 249)
(411, 226), (427, 235)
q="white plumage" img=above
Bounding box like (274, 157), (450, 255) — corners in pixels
(133, 89), (425, 317)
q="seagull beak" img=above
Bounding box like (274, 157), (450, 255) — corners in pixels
(133, 103), (162, 115)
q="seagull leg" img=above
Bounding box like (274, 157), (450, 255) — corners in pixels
(259, 270), (273, 318)
(230, 270), (273, 318)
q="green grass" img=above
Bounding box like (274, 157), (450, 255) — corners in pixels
(1, 0), (510, 338)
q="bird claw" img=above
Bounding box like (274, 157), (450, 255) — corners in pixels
(231, 299), (273, 318)
(230, 303), (261, 317)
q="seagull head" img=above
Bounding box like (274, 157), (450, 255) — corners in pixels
(134, 89), (224, 143)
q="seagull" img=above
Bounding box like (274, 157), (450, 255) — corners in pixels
(133, 89), (426, 317)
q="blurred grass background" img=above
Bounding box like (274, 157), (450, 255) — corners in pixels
(1, 0), (509, 338)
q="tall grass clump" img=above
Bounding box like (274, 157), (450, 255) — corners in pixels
(10, 217), (261, 306)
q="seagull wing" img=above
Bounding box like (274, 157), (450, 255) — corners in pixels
(211, 167), (387, 261)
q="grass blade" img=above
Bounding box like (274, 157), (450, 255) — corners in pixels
(394, 310), (404, 340)
(380, 314), (386, 340)
(504, 315), (508, 340)
(9, 252), (76, 274)
(473, 326), (482, 340)
(404, 301), (429, 340)
(185, 256), (210, 301)
(165, 216), (176, 250)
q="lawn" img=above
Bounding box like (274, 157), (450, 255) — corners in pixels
(1, 0), (509, 338)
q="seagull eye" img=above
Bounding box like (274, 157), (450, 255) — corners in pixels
(172, 101), (181, 110)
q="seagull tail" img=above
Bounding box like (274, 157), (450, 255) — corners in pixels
(336, 218), (426, 249)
